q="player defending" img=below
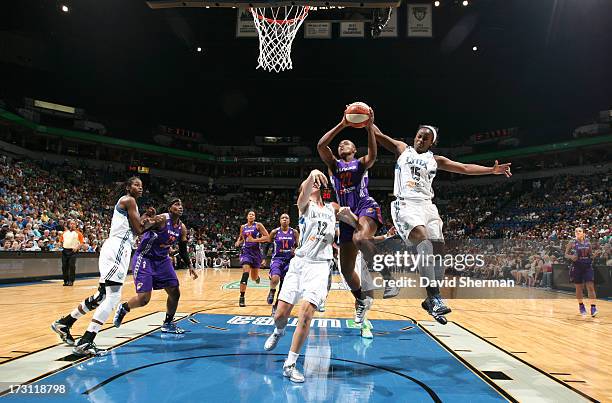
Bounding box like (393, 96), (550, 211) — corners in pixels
(565, 227), (598, 317)
(52, 177), (155, 348)
(317, 106), (384, 324)
(373, 124), (512, 323)
(111, 198), (199, 338)
(263, 169), (349, 383)
(263, 213), (299, 316)
(235, 211), (270, 307)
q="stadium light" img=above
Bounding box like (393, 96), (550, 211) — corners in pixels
(462, 0), (469, 6)
(472, 45), (478, 51)
(196, 47), (202, 53)
(61, 4), (69, 13)
(434, 1), (440, 6)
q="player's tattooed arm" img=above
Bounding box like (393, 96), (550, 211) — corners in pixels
(435, 156), (512, 177)
(361, 107), (377, 169)
(235, 224), (245, 247)
(371, 123), (407, 157)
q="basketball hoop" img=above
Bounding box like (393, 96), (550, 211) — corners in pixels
(250, 5), (310, 73)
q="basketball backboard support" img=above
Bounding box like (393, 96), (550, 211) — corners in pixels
(146, 1), (402, 9)
(146, 1), (402, 72)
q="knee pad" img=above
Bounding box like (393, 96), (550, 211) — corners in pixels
(92, 285), (122, 324)
(84, 283), (107, 311)
(240, 272), (249, 285)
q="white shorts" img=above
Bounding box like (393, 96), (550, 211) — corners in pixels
(391, 199), (444, 243)
(339, 251), (378, 292)
(278, 256), (331, 310)
(98, 236), (132, 284)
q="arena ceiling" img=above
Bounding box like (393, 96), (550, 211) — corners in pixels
(0, 0), (611, 146)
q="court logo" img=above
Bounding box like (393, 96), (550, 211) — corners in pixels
(223, 279), (270, 289)
(413, 7), (428, 21)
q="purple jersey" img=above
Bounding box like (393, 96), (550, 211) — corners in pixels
(272, 227), (295, 260)
(242, 222), (261, 249)
(137, 214), (182, 260)
(331, 159), (370, 210)
(572, 240), (592, 267)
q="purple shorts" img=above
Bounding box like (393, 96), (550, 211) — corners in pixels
(339, 197), (383, 244)
(569, 264), (594, 284)
(131, 253), (179, 293)
(240, 247), (262, 268)
(269, 258), (290, 279)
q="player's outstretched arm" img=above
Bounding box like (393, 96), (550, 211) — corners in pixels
(435, 156), (512, 177)
(298, 169), (328, 214)
(371, 123), (407, 157)
(361, 108), (377, 169)
(318, 118), (348, 170)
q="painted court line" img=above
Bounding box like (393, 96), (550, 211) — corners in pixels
(422, 321), (594, 403)
(0, 312), (188, 395)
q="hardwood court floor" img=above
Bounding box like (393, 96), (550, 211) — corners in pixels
(0, 269), (610, 402)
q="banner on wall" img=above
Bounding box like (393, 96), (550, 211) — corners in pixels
(304, 22), (332, 39)
(407, 4), (433, 37)
(378, 8), (398, 38)
(236, 9), (258, 37)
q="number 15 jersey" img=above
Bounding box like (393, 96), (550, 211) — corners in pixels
(295, 201), (336, 262)
(394, 146), (437, 201)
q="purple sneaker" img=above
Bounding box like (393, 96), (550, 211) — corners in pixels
(591, 305), (598, 317)
(579, 303), (587, 316)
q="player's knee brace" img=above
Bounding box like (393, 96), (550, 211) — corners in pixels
(240, 272), (250, 285)
(84, 283), (107, 311)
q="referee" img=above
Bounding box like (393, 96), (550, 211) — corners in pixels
(61, 220), (83, 286)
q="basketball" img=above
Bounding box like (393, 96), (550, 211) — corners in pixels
(344, 102), (371, 128)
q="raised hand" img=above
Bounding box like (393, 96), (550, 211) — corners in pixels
(493, 160), (512, 178)
(310, 169), (328, 188)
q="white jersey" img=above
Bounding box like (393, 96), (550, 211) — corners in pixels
(394, 146), (437, 201)
(107, 197), (134, 244)
(295, 201), (335, 261)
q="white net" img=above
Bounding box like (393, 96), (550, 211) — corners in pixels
(250, 6), (310, 73)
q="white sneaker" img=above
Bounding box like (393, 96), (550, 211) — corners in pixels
(317, 302), (326, 312)
(355, 296), (373, 324)
(283, 363), (305, 383)
(264, 331), (283, 351)
(360, 321), (374, 339)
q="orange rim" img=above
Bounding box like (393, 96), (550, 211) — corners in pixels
(249, 6), (310, 25)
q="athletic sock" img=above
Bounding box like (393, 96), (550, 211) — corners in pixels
(351, 288), (364, 301)
(240, 292), (245, 298)
(69, 307), (84, 321)
(86, 321), (102, 334)
(286, 351), (299, 366)
(164, 313), (174, 324)
(273, 327), (285, 336)
(61, 314), (77, 327)
(269, 289), (276, 295)
(122, 302), (130, 312)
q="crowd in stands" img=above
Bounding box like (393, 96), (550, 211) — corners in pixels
(1, 153), (610, 282)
